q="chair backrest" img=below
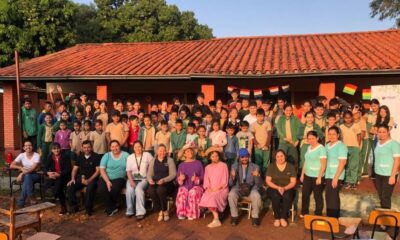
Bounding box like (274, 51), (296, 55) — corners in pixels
(304, 214), (340, 234)
(368, 209), (400, 227)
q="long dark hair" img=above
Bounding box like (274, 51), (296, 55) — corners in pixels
(376, 105), (390, 126)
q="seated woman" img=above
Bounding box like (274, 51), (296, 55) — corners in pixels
(176, 146), (204, 220)
(43, 142), (71, 215)
(125, 141), (152, 219)
(10, 140), (41, 208)
(147, 144), (177, 222)
(98, 140), (129, 216)
(266, 150), (296, 227)
(199, 151), (229, 228)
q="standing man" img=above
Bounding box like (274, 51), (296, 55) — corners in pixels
(22, 98), (38, 150)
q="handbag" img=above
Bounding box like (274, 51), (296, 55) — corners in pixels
(238, 164), (251, 196)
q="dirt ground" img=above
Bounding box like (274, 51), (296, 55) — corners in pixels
(1, 177), (399, 240)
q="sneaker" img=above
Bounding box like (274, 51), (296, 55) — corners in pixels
(273, 219), (280, 227)
(252, 218), (260, 227)
(207, 219), (222, 228)
(231, 217), (238, 226)
(344, 183), (351, 189)
(188, 217), (194, 221)
(108, 208), (118, 217)
(178, 215), (186, 220)
(163, 211), (170, 221)
(125, 213), (134, 218)
(361, 173), (369, 178)
(136, 215), (145, 220)
(280, 219), (288, 227)
(157, 211), (163, 222)
(59, 206), (67, 216)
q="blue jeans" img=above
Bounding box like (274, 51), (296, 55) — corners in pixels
(18, 173), (40, 207)
(125, 179), (148, 216)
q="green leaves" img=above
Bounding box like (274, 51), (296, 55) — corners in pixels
(370, 0), (400, 27)
(0, 0), (213, 67)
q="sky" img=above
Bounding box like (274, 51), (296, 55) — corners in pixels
(74, 0), (395, 37)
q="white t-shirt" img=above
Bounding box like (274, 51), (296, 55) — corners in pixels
(243, 114), (257, 130)
(14, 152), (40, 170)
(126, 152), (152, 178)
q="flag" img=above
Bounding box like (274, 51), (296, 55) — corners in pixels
(253, 89), (263, 98)
(240, 89), (250, 98)
(227, 86), (236, 94)
(269, 86), (279, 95)
(281, 84), (290, 92)
(343, 84), (357, 95)
(362, 89), (371, 100)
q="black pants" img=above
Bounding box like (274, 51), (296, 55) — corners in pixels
(148, 182), (175, 212)
(67, 178), (98, 212)
(375, 174), (397, 209)
(44, 176), (68, 206)
(267, 188), (295, 219)
(325, 179), (342, 218)
(98, 178), (126, 212)
(301, 175), (324, 216)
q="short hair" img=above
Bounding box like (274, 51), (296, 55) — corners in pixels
(197, 92), (205, 98)
(129, 115), (138, 121)
(343, 110), (353, 118)
(326, 112), (337, 119)
(44, 112), (53, 118)
(328, 126), (340, 135)
(371, 99), (380, 105)
(304, 111), (315, 117)
(197, 125), (206, 130)
(306, 130), (319, 138)
(314, 102), (324, 109)
(23, 98), (32, 104)
(73, 120), (82, 126)
(83, 120), (92, 126)
(209, 100), (216, 107)
(226, 123), (236, 130)
(283, 104), (292, 110)
(51, 142), (61, 149)
(109, 139), (120, 147)
(82, 140), (92, 146)
(256, 108), (265, 116)
(329, 98), (339, 106)
(240, 121), (250, 127)
(59, 120), (67, 125)
(160, 120), (168, 126)
(187, 122), (196, 129)
(377, 124), (389, 131)
(249, 101), (257, 107)
(111, 111), (121, 117)
(175, 119), (183, 125)
(95, 119), (103, 126)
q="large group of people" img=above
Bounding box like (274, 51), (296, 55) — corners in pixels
(9, 86), (399, 228)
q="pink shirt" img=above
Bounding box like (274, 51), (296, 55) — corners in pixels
(209, 130), (227, 147)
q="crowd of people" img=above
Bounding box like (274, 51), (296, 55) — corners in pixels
(10, 86), (399, 228)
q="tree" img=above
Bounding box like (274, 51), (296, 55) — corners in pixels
(0, 0), (76, 67)
(370, 0), (400, 28)
(95, 0), (213, 42)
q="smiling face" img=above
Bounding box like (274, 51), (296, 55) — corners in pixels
(23, 141), (33, 153)
(210, 152), (220, 163)
(275, 151), (286, 165)
(110, 142), (121, 154)
(284, 106), (292, 118)
(328, 129), (339, 143)
(184, 148), (194, 161)
(307, 134), (319, 146)
(378, 126), (390, 141)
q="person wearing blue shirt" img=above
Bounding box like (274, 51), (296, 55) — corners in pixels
(374, 124), (400, 209)
(300, 131), (327, 217)
(325, 126), (348, 218)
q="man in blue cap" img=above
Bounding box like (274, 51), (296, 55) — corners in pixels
(228, 148), (262, 227)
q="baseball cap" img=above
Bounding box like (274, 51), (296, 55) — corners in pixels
(239, 148), (250, 158)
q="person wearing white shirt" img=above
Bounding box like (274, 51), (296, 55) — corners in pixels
(10, 140), (41, 207)
(126, 141), (152, 219)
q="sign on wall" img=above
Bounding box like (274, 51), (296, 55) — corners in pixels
(372, 85), (400, 143)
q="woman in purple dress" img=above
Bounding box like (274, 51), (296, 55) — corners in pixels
(199, 150), (229, 228)
(175, 146), (204, 220)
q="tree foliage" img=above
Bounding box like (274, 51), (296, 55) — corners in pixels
(370, 0), (400, 27)
(0, 0), (213, 67)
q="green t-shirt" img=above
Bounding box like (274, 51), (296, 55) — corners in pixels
(100, 151), (129, 180)
(374, 139), (400, 176)
(304, 144), (327, 178)
(22, 107), (37, 136)
(325, 141), (348, 180)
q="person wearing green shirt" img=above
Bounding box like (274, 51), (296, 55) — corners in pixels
(37, 113), (54, 166)
(325, 126), (348, 218)
(297, 111), (323, 169)
(276, 104), (301, 167)
(99, 140), (128, 216)
(171, 120), (187, 163)
(374, 124), (400, 209)
(22, 98), (38, 150)
(300, 131), (326, 217)
(52, 111), (73, 132)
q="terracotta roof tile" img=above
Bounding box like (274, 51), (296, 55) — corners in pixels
(0, 30), (400, 79)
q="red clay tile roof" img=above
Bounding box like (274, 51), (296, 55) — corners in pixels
(0, 30), (400, 80)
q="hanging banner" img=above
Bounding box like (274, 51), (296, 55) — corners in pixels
(269, 86), (279, 95)
(362, 89), (371, 100)
(281, 84), (290, 92)
(253, 89), (263, 98)
(343, 83), (357, 95)
(372, 85), (400, 143)
(240, 89), (250, 98)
